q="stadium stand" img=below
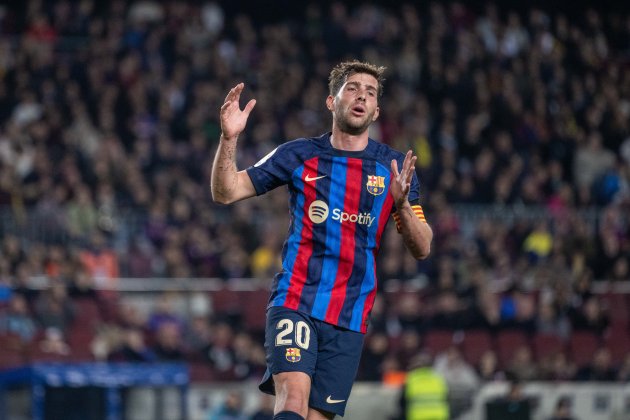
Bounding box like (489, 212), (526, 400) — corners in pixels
(0, 0), (629, 418)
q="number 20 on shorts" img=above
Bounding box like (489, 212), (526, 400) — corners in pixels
(275, 319), (311, 349)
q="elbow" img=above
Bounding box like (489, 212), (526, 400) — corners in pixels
(212, 195), (235, 205)
(413, 244), (431, 260)
(412, 228), (433, 260)
(210, 188), (235, 205)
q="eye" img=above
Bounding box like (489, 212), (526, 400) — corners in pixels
(368, 91), (376, 97)
(347, 85), (356, 91)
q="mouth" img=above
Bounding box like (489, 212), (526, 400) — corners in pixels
(351, 105), (366, 116)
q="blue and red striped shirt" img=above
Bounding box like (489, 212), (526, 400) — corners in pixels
(246, 133), (421, 333)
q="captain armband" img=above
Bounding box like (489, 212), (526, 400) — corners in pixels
(392, 205), (427, 232)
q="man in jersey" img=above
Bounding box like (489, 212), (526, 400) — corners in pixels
(211, 61), (433, 420)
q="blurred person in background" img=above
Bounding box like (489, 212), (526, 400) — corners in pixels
(0, 293), (37, 343)
(476, 350), (505, 382)
(251, 394), (275, 420)
(151, 321), (185, 361)
(108, 327), (156, 362)
(211, 60), (433, 420)
(394, 351), (449, 420)
(357, 331), (390, 382)
(208, 390), (248, 420)
(34, 280), (75, 334)
(574, 347), (616, 382)
(547, 397), (578, 420)
(433, 345), (480, 417)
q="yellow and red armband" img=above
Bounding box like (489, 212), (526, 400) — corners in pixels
(392, 205), (427, 232)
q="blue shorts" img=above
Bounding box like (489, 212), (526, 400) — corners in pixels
(259, 306), (364, 417)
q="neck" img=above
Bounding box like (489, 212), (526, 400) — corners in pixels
(330, 127), (369, 151)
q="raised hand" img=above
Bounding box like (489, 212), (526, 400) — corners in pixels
(390, 150), (417, 208)
(220, 83), (256, 140)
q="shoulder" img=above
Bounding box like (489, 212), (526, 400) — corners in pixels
(285, 134), (330, 152)
(250, 134), (329, 173)
(369, 138), (406, 165)
(268, 135), (328, 158)
(251, 136), (317, 168)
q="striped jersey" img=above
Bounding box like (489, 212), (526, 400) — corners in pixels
(246, 133), (421, 333)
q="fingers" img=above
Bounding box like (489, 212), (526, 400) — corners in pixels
(393, 151), (417, 182)
(401, 150), (413, 173)
(223, 82), (245, 105)
(405, 156), (417, 182)
(243, 99), (257, 116)
(391, 159), (399, 177)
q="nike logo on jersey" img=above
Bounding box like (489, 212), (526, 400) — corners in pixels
(305, 174), (327, 182)
(326, 396), (345, 404)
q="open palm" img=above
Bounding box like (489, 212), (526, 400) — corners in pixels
(390, 150), (417, 208)
(220, 83), (256, 139)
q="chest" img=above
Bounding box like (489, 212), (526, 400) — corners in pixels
(290, 156), (392, 219)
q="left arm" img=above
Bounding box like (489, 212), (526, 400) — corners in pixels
(390, 151), (433, 260)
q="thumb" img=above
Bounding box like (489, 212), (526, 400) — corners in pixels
(243, 99), (257, 116)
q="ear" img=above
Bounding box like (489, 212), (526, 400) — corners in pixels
(326, 95), (334, 111)
(372, 106), (380, 121)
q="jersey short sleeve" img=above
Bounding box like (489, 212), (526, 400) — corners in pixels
(246, 144), (294, 195)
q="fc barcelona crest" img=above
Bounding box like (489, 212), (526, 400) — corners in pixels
(366, 175), (385, 196)
(286, 347), (301, 363)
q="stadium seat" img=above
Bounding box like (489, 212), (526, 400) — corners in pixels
(461, 330), (493, 365)
(532, 333), (565, 362)
(0, 333), (26, 369)
(600, 292), (629, 327)
(240, 290), (269, 333)
(423, 330), (454, 357)
(66, 327), (95, 361)
(603, 325), (630, 365)
(73, 298), (102, 327)
(495, 330), (530, 368)
(188, 361), (216, 383)
(27, 344), (72, 364)
(568, 331), (601, 367)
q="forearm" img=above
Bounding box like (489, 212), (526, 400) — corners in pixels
(211, 134), (239, 204)
(396, 202), (433, 259)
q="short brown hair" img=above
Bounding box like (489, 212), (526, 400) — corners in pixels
(328, 60), (386, 98)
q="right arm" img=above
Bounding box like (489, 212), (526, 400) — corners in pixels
(210, 83), (257, 204)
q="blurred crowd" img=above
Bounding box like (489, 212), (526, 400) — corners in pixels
(1, 0), (630, 392)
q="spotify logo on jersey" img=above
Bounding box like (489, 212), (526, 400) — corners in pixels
(308, 200), (329, 224)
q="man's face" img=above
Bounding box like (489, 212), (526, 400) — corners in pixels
(327, 72), (380, 135)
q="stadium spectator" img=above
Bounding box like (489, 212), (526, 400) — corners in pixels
(546, 396), (578, 420)
(184, 315), (213, 355)
(251, 393), (275, 420)
(536, 300), (571, 341)
(505, 345), (540, 382)
(395, 351), (449, 420)
(568, 296), (610, 335)
(574, 347), (617, 382)
(38, 327), (70, 356)
(78, 231), (119, 293)
(207, 390), (248, 420)
(146, 292), (186, 335)
(358, 332), (391, 382)
(152, 321), (185, 361)
(109, 327), (156, 363)
(0, 294), (37, 342)
(203, 321), (237, 379)
(476, 350), (505, 382)
(433, 345), (480, 415)
(33, 281), (75, 334)
(0, 0), (628, 389)
(539, 351), (577, 382)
